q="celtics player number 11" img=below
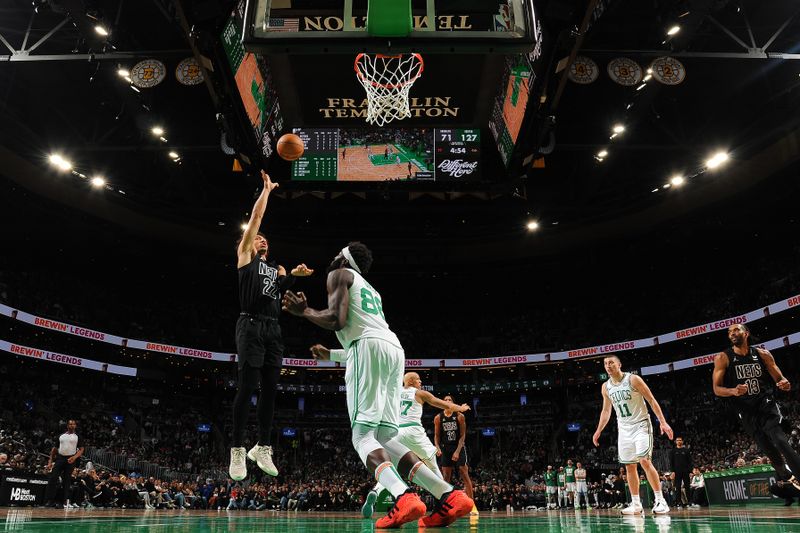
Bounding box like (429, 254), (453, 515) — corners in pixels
(592, 354), (673, 515)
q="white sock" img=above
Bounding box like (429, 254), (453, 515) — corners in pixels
(422, 457), (443, 480)
(375, 462), (407, 498)
(372, 482), (383, 494)
(631, 495), (641, 506)
(409, 461), (453, 499)
(653, 491), (664, 503)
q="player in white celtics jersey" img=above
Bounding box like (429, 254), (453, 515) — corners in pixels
(363, 372), (470, 517)
(282, 243), (474, 528)
(592, 355), (674, 516)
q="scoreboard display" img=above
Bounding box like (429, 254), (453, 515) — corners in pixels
(289, 128), (480, 182)
(291, 128), (338, 181)
(434, 129), (481, 181)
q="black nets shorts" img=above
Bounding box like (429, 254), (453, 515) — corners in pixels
(439, 447), (468, 468)
(235, 315), (284, 370)
(738, 396), (783, 436)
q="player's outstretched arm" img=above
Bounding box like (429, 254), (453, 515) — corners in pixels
(282, 269), (352, 330)
(416, 390), (470, 412)
(757, 348), (791, 391)
(237, 171), (279, 268)
(592, 383), (613, 447)
(276, 264), (314, 292)
(631, 374), (673, 440)
(712, 353), (748, 397)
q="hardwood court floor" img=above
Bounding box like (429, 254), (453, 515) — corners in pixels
(3, 506), (800, 532)
(338, 145), (419, 181)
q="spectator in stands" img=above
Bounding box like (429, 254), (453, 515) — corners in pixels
(689, 468), (706, 507)
(670, 436), (693, 507)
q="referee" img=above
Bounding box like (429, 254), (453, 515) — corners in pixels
(228, 171), (312, 481)
(45, 419), (83, 508)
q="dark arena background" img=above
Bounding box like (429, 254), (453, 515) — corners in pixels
(1, 0), (800, 531)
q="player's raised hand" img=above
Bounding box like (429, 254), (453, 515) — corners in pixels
(660, 421), (674, 440)
(291, 264), (314, 277)
(735, 384), (749, 396)
(777, 378), (791, 391)
(282, 290), (307, 316)
(310, 344), (330, 361)
(261, 170), (279, 192)
(592, 431), (601, 447)
(456, 403), (471, 413)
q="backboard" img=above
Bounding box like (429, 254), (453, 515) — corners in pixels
(243, 0), (539, 54)
(218, 1), (542, 183)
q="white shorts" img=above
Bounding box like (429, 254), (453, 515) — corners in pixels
(565, 482), (576, 492)
(344, 338), (404, 433)
(618, 419), (654, 463)
(576, 481), (588, 494)
(546, 486), (557, 495)
(397, 425), (437, 461)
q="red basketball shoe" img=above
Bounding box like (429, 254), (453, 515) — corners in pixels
(418, 490), (474, 528)
(375, 489), (427, 529)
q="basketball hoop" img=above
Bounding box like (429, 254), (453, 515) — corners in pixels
(354, 53), (424, 126)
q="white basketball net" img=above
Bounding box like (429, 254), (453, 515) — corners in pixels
(354, 53), (424, 127)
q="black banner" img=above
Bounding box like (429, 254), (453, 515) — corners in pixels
(704, 467), (781, 505)
(0, 473), (49, 506)
(288, 54), (486, 127)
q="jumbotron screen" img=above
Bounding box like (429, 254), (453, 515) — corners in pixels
(290, 127), (480, 182)
(490, 55), (533, 167)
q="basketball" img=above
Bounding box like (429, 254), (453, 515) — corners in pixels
(277, 133), (305, 161)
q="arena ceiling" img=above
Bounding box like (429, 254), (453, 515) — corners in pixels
(1, 0), (799, 259)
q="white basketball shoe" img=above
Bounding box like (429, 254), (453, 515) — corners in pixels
(229, 447), (247, 481)
(652, 500), (670, 514)
(248, 444), (279, 476)
(621, 502), (644, 515)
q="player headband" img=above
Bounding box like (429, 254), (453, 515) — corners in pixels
(341, 246), (361, 274)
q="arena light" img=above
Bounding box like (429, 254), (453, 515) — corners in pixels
(94, 25), (109, 37)
(597, 150), (608, 158)
(131, 86), (140, 93)
(636, 83), (647, 91)
(90, 176), (106, 188)
(612, 124), (625, 134)
(117, 68), (129, 78)
(706, 151), (730, 169)
(526, 221), (540, 231)
(240, 222), (249, 231)
(48, 153), (72, 171)
(663, 183), (672, 189)
(651, 188), (659, 193)
(168, 151), (180, 159)
(151, 126), (164, 136)
(670, 175), (685, 187)
(667, 25), (681, 36)
(643, 74), (652, 82)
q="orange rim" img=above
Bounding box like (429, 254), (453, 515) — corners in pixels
(354, 53), (424, 89)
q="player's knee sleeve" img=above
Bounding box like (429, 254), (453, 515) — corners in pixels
(351, 425), (383, 467)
